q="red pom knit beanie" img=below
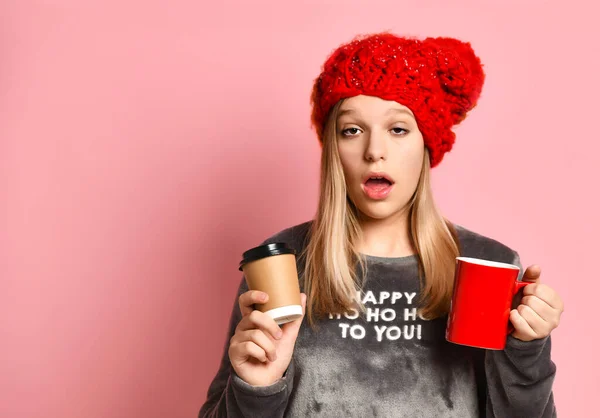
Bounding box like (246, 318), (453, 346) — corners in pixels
(310, 33), (485, 167)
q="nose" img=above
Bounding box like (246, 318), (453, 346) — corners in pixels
(364, 131), (387, 162)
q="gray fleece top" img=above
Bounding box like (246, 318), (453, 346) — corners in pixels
(199, 221), (557, 417)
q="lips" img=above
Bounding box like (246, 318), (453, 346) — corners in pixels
(361, 172), (395, 200)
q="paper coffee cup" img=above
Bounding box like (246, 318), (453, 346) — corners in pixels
(239, 243), (302, 325)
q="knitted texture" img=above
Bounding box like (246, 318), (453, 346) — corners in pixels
(310, 33), (485, 167)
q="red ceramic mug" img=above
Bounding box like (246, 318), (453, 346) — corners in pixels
(446, 257), (528, 350)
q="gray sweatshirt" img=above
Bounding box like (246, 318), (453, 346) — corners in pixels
(199, 221), (557, 417)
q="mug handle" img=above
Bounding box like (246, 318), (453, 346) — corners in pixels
(507, 281), (530, 335)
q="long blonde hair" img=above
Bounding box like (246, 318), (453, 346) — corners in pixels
(302, 100), (460, 325)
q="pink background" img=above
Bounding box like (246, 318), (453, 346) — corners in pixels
(2, 1), (598, 417)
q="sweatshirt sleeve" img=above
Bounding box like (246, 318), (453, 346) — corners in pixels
(198, 278), (295, 418)
(483, 251), (557, 418)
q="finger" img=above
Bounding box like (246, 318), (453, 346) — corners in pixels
(521, 295), (558, 324)
(236, 310), (283, 340)
(522, 265), (542, 283)
(231, 341), (268, 363)
(510, 309), (537, 340)
(233, 329), (278, 361)
(280, 293), (307, 336)
(517, 304), (549, 337)
(238, 290), (268, 317)
(523, 284), (563, 310)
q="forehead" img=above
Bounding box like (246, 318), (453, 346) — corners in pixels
(338, 95), (415, 119)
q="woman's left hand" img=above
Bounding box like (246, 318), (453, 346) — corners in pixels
(510, 265), (564, 342)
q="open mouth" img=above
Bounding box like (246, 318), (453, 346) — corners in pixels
(364, 176), (393, 188)
(362, 173), (394, 200)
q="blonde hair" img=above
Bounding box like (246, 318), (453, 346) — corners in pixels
(302, 100), (460, 325)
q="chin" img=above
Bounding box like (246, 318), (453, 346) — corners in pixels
(354, 201), (403, 221)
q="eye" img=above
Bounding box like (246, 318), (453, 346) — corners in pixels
(391, 127), (409, 136)
(341, 127), (362, 137)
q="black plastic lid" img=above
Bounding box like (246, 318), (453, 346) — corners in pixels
(239, 242), (296, 271)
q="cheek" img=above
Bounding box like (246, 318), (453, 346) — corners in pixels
(338, 150), (362, 183)
(404, 139), (425, 172)
(391, 147), (424, 193)
(408, 152), (424, 179)
(341, 164), (362, 189)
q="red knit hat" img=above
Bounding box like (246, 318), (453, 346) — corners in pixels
(310, 33), (485, 167)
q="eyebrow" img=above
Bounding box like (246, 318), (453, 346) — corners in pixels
(338, 107), (414, 118)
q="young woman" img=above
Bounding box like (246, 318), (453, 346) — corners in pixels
(199, 33), (563, 418)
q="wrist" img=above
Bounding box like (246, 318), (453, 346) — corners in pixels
(231, 362), (295, 396)
(236, 372), (285, 388)
(506, 334), (550, 351)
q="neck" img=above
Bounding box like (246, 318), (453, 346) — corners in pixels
(357, 207), (415, 258)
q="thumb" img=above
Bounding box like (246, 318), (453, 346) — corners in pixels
(522, 264), (542, 283)
(280, 293), (306, 339)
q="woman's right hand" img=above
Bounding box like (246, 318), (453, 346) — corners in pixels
(228, 290), (307, 387)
